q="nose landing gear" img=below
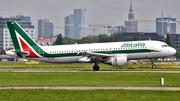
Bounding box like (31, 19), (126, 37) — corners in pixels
(151, 59), (156, 69)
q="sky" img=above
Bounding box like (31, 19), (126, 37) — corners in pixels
(0, 0), (180, 38)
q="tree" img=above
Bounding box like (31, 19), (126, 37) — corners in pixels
(54, 34), (63, 45)
(109, 32), (122, 42)
(98, 34), (110, 42)
(165, 34), (171, 46)
(81, 35), (99, 43)
(0, 49), (5, 54)
(63, 37), (76, 44)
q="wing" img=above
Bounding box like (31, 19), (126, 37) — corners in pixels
(81, 52), (113, 62)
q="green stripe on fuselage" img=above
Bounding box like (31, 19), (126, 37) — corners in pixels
(42, 49), (159, 57)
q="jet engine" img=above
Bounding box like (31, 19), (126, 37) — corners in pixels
(105, 56), (127, 67)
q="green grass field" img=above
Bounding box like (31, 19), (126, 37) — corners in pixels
(0, 72), (180, 87)
(0, 89), (179, 101)
(0, 61), (180, 71)
(0, 62), (180, 101)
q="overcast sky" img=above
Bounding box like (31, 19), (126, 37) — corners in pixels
(0, 0), (180, 38)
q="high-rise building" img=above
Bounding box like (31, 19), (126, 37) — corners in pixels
(124, 0), (138, 32)
(16, 14), (31, 22)
(156, 15), (176, 35)
(65, 8), (86, 39)
(65, 15), (74, 39)
(0, 15), (35, 50)
(38, 19), (53, 38)
(74, 8), (86, 39)
(110, 26), (127, 35)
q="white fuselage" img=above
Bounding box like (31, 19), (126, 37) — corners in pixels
(22, 40), (176, 63)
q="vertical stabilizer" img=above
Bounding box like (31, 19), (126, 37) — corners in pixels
(7, 21), (42, 58)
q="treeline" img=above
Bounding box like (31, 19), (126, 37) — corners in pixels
(54, 33), (140, 45)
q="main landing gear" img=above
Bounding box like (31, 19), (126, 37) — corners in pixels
(151, 59), (156, 69)
(93, 61), (101, 71)
(93, 65), (100, 71)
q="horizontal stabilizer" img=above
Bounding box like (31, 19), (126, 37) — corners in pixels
(14, 51), (30, 56)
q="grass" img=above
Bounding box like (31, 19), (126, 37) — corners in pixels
(0, 61), (180, 71)
(0, 72), (180, 87)
(0, 62), (179, 101)
(0, 89), (179, 101)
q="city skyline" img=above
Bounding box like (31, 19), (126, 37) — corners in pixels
(0, 0), (180, 37)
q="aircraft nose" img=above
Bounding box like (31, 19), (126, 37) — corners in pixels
(171, 48), (176, 55)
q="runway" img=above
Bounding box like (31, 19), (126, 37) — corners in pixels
(0, 69), (180, 73)
(0, 86), (180, 91)
(0, 69), (180, 91)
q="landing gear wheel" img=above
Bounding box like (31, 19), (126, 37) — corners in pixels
(93, 65), (100, 71)
(152, 65), (156, 69)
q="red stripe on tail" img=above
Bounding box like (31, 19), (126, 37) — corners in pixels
(19, 37), (39, 58)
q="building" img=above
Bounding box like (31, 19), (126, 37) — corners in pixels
(124, 0), (138, 32)
(170, 34), (180, 51)
(156, 15), (176, 35)
(0, 15), (35, 50)
(16, 14), (31, 22)
(36, 35), (58, 46)
(109, 26), (126, 35)
(65, 15), (74, 39)
(65, 8), (86, 39)
(50, 35), (58, 45)
(74, 8), (86, 39)
(38, 19), (53, 39)
(37, 36), (51, 46)
(117, 32), (160, 42)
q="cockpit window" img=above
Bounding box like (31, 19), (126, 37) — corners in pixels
(162, 45), (168, 47)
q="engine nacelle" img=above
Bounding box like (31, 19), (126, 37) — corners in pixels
(109, 56), (127, 67)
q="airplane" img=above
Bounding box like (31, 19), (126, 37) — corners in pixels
(6, 21), (176, 70)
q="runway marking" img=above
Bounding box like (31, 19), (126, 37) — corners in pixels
(0, 69), (180, 73)
(169, 88), (180, 91)
(0, 86), (180, 91)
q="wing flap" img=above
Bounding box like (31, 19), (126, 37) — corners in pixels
(81, 52), (112, 62)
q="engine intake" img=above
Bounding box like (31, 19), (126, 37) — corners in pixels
(108, 56), (127, 67)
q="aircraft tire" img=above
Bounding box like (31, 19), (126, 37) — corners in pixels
(93, 65), (100, 71)
(152, 65), (156, 69)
